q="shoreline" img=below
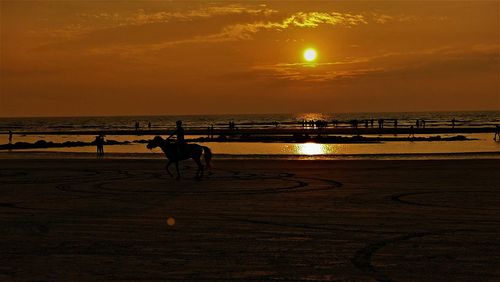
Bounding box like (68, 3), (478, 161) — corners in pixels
(0, 134), (479, 151)
(1, 150), (500, 160)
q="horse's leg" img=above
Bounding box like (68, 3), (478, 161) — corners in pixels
(165, 160), (173, 178)
(175, 161), (180, 180)
(193, 157), (204, 179)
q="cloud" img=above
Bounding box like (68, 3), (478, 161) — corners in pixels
(370, 12), (449, 24)
(87, 11), (367, 55)
(249, 44), (500, 83)
(122, 4), (278, 26)
(42, 4), (278, 41)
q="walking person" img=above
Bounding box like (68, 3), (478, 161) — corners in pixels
(8, 130), (13, 144)
(408, 125), (415, 138)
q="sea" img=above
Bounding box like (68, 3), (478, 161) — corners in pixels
(1, 111), (499, 159)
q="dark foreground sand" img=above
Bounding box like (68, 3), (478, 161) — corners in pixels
(1, 159), (499, 281)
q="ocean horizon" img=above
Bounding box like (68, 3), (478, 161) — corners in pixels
(1, 110), (499, 133)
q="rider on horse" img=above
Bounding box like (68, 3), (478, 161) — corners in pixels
(168, 120), (186, 156)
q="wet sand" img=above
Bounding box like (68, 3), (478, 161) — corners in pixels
(1, 159), (499, 280)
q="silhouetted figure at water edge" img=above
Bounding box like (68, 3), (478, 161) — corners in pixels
(409, 125), (415, 138)
(494, 125), (500, 141)
(228, 120), (237, 131)
(332, 120), (339, 128)
(394, 119), (398, 128)
(416, 119), (420, 129)
(135, 121), (140, 131)
(147, 136), (212, 180)
(365, 120), (369, 128)
(94, 134), (105, 158)
(148, 122), (151, 130)
(421, 119), (426, 128)
(452, 118), (456, 129)
(378, 119), (384, 129)
(8, 130), (12, 144)
(370, 119), (374, 128)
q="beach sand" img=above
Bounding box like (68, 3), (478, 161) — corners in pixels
(1, 158), (499, 280)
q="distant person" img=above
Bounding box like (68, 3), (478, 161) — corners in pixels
(148, 122), (152, 131)
(378, 119), (384, 129)
(351, 120), (358, 129)
(135, 121), (140, 131)
(168, 120), (186, 156)
(332, 120), (338, 128)
(365, 120), (369, 128)
(421, 119), (426, 128)
(370, 119), (374, 128)
(451, 118), (456, 129)
(408, 125), (415, 138)
(94, 134), (105, 158)
(8, 130), (13, 144)
(394, 119), (398, 128)
(494, 125), (500, 141)
(416, 119), (420, 129)
(274, 121), (279, 128)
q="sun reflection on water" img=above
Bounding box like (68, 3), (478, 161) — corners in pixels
(297, 143), (327, 155)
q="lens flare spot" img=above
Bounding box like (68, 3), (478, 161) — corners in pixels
(167, 217), (176, 226)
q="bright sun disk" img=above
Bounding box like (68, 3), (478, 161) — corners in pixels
(304, 48), (317, 62)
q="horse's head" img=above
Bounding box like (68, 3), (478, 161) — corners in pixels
(146, 136), (165, 150)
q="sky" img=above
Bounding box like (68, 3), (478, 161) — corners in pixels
(0, 1), (499, 117)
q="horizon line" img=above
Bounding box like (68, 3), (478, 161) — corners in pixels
(1, 109), (499, 119)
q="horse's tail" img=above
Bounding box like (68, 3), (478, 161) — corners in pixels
(202, 146), (212, 169)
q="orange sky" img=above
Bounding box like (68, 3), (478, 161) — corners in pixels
(1, 1), (499, 117)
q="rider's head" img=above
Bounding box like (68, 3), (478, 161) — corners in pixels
(176, 120), (182, 127)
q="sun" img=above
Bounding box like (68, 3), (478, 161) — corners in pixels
(303, 48), (317, 62)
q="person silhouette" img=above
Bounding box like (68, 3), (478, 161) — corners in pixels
(8, 130), (12, 144)
(168, 120), (186, 156)
(451, 118), (456, 128)
(409, 125), (415, 138)
(94, 134), (105, 158)
(494, 125), (500, 141)
(421, 119), (426, 128)
(148, 122), (151, 131)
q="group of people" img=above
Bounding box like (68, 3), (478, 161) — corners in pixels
(134, 121), (152, 131)
(89, 119), (499, 158)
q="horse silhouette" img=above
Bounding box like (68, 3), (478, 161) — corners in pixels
(147, 136), (212, 179)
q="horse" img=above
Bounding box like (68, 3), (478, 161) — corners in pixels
(146, 136), (212, 179)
